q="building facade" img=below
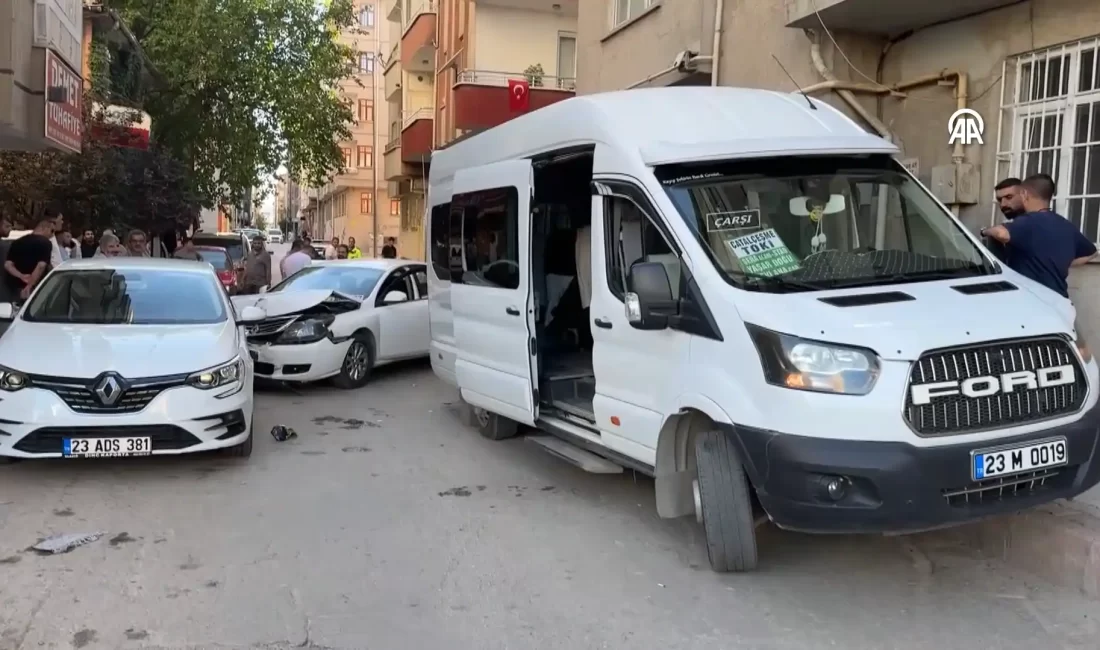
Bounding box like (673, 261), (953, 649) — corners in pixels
(316, 1), (395, 255)
(1, 0), (84, 152)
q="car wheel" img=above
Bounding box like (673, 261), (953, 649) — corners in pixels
(332, 335), (373, 389)
(224, 427), (253, 459)
(466, 403), (518, 441)
(694, 429), (759, 572)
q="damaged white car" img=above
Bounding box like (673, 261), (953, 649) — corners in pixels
(232, 259), (430, 388)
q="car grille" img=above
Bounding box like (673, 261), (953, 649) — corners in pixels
(940, 467), (1073, 508)
(905, 337), (1087, 436)
(246, 315), (298, 339)
(12, 424), (202, 454)
(28, 373), (189, 414)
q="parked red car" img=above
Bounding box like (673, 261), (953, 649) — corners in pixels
(196, 246), (238, 294)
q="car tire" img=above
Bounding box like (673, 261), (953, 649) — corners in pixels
(467, 404), (519, 441)
(332, 334), (373, 390)
(694, 429), (759, 572)
(224, 428), (253, 459)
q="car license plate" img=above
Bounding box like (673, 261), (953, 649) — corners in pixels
(972, 437), (1067, 480)
(63, 437), (152, 458)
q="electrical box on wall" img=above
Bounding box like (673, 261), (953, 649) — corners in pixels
(930, 162), (981, 206)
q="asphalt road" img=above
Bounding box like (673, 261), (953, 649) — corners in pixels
(1, 364), (1099, 650)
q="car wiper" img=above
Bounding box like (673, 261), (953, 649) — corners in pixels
(727, 270), (824, 291)
(829, 265), (986, 288)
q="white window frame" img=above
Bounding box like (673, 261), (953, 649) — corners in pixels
(608, 0), (656, 30)
(360, 5), (375, 28)
(997, 35), (1100, 242)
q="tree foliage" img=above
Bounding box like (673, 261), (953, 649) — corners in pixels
(113, 0), (357, 201)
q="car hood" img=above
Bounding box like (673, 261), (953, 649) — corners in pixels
(731, 277), (1075, 361)
(232, 290), (362, 317)
(0, 320), (240, 378)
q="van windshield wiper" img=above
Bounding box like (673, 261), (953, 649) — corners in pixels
(828, 264), (989, 289)
(726, 270), (824, 292)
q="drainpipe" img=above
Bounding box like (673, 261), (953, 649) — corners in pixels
(805, 29), (894, 143)
(711, 0), (724, 86)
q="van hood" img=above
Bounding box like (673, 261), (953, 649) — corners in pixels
(730, 277), (1075, 361)
(0, 320), (238, 378)
(232, 290), (362, 317)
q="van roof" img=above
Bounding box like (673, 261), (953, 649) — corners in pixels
(431, 87), (897, 177)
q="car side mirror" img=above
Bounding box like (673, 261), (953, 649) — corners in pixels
(625, 262), (677, 330)
(238, 305), (266, 324)
(383, 290), (408, 304)
(0, 303), (14, 321)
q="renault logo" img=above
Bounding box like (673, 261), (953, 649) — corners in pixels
(93, 373), (125, 406)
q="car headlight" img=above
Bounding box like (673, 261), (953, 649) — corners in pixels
(746, 324), (880, 395)
(0, 366), (28, 392)
(188, 357), (244, 389)
(276, 315), (334, 345)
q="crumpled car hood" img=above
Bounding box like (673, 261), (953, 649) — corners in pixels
(231, 290), (361, 317)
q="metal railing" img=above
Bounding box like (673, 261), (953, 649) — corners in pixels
(384, 42), (400, 70)
(455, 69), (576, 91)
(402, 107), (433, 129)
(385, 121), (402, 151)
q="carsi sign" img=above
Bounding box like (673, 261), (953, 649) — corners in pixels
(43, 49), (83, 153)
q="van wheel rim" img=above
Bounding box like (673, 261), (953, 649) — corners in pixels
(474, 407), (490, 428)
(345, 341), (368, 380)
(693, 479), (703, 523)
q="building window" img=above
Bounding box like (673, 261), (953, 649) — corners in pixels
(446, 188), (520, 289)
(1000, 36), (1100, 240)
(557, 33), (577, 89)
(391, 198), (401, 216)
(361, 191), (374, 214)
(359, 52), (375, 74)
(358, 98), (374, 123)
(357, 145), (373, 168)
(341, 147), (352, 168)
(610, 0), (656, 29)
(360, 5), (375, 27)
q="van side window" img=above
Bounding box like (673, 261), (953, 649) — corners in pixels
(429, 202), (452, 280)
(451, 188), (520, 290)
(604, 196), (675, 300)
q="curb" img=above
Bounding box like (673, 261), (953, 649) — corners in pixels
(948, 500), (1100, 598)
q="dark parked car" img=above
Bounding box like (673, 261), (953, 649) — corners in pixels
(195, 246), (238, 294)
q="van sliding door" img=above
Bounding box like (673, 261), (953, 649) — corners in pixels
(451, 160), (537, 425)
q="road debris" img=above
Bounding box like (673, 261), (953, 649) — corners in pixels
(271, 425), (298, 441)
(32, 531), (106, 555)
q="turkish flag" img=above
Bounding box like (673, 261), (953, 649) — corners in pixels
(508, 79), (530, 113)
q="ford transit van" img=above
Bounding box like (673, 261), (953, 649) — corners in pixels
(426, 87), (1100, 572)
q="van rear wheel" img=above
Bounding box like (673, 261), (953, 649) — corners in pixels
(467, 404), (518, 441)
(694, 429), (759, 572)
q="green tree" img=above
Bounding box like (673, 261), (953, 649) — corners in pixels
(112, 0), (357, 203)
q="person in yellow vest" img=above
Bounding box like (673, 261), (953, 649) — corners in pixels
(346, 236), (363, 259)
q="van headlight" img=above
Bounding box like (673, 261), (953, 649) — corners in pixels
(188, 357), (244, 389)
(746, 324), (880, 395)
(0, 366), (28, 392)
(276, 315), (334, 345)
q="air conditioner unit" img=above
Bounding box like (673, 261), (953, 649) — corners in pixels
(410, 177), (425, 192)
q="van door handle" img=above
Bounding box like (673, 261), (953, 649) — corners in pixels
(505, 307), (521, 316)
(594, 318), (613, 329)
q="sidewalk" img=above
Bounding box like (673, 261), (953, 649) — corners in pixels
(931, 486), (1100, 598)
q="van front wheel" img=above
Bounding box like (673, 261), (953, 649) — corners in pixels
(468, 405), (519, 441)
(694, 430), (759, 572)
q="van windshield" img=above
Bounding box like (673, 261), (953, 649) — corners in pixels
(656, 154), (997, 292)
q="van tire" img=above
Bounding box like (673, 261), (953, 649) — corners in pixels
(469, 405), (519, 441)
(694, 430), (758, 572)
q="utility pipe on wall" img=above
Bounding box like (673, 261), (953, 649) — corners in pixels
(710, 0), (724, 86)
(805, 29), (894, 142)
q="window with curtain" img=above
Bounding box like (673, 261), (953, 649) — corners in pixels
(359, 5), (375, 27)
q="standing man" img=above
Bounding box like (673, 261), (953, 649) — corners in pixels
(336, 244), (349, 259)
(4, 215), (56, 301)
(0, 213), (14, 304)
(281, 239), (312, 280)
(981, 173), (1097, 299)
(241, 238), (272, 294)
(172, 234), (203, 260)
(56, 227), (79, 261)
(79, 229), (98, 259)
(324, 236), (340, 260)
(381, 236), (397, 259)
(347, 237), (362, 259)
(41, 207), (64, 269)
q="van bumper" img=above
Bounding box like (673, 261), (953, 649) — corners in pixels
(727, 402), (1100, 534)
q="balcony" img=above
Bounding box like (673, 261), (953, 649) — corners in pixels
(400, 108), (433, 164)
(452, 70), (575, 132)
(384, 121), (407, 181)
(384, 52), (402, 101)
(400, 1), (436, 73)
(387, 0), (401, 21)
(785, 0), (1022, 37)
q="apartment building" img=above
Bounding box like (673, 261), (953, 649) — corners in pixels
(315, 1), (395, 255)
(385, 0), (578, 260)
(1, 0), (84, 152)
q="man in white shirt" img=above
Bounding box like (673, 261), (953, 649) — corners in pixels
(324, 236), (340, 260)
(42, 207), (64, 268)
(280, 239), (312, 281)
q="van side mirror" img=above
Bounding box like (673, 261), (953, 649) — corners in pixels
(625, 262), (677, 330)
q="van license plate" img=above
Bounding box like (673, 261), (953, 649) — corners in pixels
(971, 437), (1067, 480)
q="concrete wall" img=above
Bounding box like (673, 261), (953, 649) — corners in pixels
(404, 70), (434, 114)
(473, 4), (576, 79)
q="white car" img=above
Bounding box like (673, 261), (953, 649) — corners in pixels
(0, 258), (264, 460)
(266, 229), (283, 244)
(233, 259), (429, 388)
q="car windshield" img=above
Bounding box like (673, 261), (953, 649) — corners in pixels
(195, 237), (244, 263)
(197, 248), (231, 270)
(22, 268), (227, 325)
(271, 265), (383, 298)
(657, 154), (996, 292)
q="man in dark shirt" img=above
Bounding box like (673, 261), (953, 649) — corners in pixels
(0, 214), (13, 303)
(79, 230), (97, 259)
(981, 174), (1097, 298)
(381, 237), (397, 259)
(4, 215), (56, 301)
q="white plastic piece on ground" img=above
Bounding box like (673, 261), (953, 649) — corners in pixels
(32, 531), (107, 554)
